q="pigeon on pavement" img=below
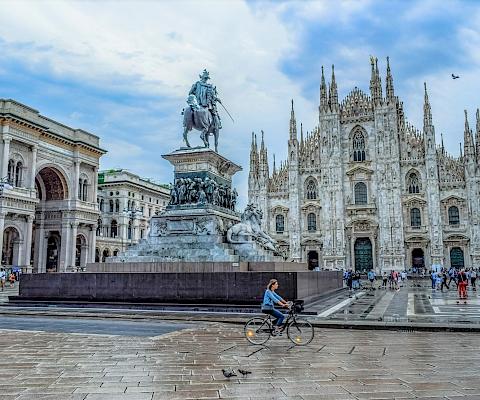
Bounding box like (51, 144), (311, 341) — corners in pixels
(238, 369), (252, 377)
(222, 369), (237, 378)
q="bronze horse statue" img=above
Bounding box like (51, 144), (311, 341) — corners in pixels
(183, 94), (219, 152)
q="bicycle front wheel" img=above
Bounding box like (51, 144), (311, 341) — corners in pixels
(244, 317), (271, 345)
(287, 318), (314, 346)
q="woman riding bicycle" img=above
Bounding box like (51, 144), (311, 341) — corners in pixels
(261, 279), (290, 333)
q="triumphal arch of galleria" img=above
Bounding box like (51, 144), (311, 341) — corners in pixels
(0, 99), (104, 272)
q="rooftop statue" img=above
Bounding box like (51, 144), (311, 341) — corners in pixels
(182, 69), (232, 152)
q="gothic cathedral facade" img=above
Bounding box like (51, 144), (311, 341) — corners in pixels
(248, 58), (480, 273)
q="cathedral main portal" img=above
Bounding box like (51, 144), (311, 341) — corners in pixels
(354, 238), (373, 271)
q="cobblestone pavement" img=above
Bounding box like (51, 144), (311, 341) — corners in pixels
(308, 279), (480, 324)
(1, 322), (480, 399)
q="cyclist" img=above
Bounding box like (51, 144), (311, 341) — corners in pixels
(261, 279), (290, 334)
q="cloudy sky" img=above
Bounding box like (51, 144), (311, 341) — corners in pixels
(1, 0), (479, 206)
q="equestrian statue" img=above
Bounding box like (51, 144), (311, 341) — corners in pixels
(182, 69), (233, 152)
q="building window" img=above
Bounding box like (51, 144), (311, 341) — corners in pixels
(115, 199), (120, 213)
(275, 214), (285, 233)
(110, 220), (118, 238)
(7, 159), (15, 184)
(96, 218), (102, 236)
(109, 199), (114, 212)
(15, 162), (23, 187)
(410, 208), (421, 227)
(99, 199), (104, 211)
(128, 221), (132, 240)
(352, 131), (366, 161)
(307, 213), (316, 231)
(407, 172), (420, 194)
(305, 178), (317, 200)
(448, 206), (460, 225)
(148, 208), (152, 217)
(354, 182), (367, 205)
(140, 229), (144, 239)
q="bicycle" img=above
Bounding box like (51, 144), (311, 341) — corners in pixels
(244, 300), (314, 346)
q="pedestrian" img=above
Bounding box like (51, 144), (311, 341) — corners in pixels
(382, 272), (388, 289)
(0, 268), (5, 291)
(8, 272), (15, 288)
(352, 271), (360, 290)
(457, 269), (468, 300)
(440, 270), (450, 291)
(367, 269), (376, 290)
(430, 269), (437, 290)
(471, 269), (477, 291)
(347, 269), (353, 293)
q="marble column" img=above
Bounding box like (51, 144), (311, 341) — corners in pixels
(89, 225), (97, 263)
(34, 218), (46, 273)
(0, 211), (6, 264)
(60, 223), (71, 271)
(23, 215), (34, 269)
(70, 222), (78, 269)
(1, 137), (11, 179)
(92, 166), (98, 204)
(73, 161), (80, 200)
(30, 145), (38, 189)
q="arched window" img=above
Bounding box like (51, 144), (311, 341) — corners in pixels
(7, 159), (15, 184)
(305, 179), (318, 200)
(275, 214), (285, 233)
(127, 200), (131, 210)
(407, 172), (420, 194)
(307, 213), (316, 231)
(82, 180), (88, 201)
(113, 249), (119, 256)
(109, 199), (114, 212)
(115, 199), (120, 213)
(352, 130), (366, 161)
(15, 161), (23, 187)
(448, 206), (460, 225)
(410, 208), (421, 227)
(78, 178), (83, 199)
(128, 220), (132, 239)
(110, 220), (118, 238)
(99, 199), (104, 212)
(354, 182), (367, 205)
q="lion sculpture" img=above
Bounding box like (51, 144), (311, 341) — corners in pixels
(226, 204), (278, 252)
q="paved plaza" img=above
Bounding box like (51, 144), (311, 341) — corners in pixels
(1, 319), (480, 399)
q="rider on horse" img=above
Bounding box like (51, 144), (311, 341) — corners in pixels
(189, 69), (222, 131)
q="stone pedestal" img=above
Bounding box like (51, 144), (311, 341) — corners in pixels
(108, 147), (280, 263)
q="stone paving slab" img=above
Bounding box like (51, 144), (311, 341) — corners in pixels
(1, 321), (480, 399)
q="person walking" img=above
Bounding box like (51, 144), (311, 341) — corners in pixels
(367, 269), (376, 290)
(440, 270), (450, 291)
(457, 269), (468, 300)
(471, 269), (477, 291)
(382, 272), (388, 289)
(8, 272), (15, 288)
(0, 268), (6, 291)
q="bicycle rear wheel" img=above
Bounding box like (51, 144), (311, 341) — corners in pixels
(244, 317), (272, 345)
(287, 318), (314, 346)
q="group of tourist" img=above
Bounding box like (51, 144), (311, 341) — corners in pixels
(430, 267), (477, 299)
(343, 269), (409, 292)
(0, 268), (17, 291)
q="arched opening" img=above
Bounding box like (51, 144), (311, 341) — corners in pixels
(354, 237), (373, 271)
(46, 234), (61, 272)
(113, 249), (119, 256)
(15, 161), (23, 187)
(75, 235), (88, 268)
(7, 159), (15, 184)
(35, 167), (68, 201)
(305, 178), (318, 200)
(99, 199), (104, 212)
(411, 248), (425, 270)
(307, 250), (319, 271)
(352, 129), (366, 161)
(95, 248), (100, 263)
(102, 248), (110, 262)
(407, 171), (420, 194)
(115, 199), (120, 212)
(450, 247), (464, 269)
(2, 227), (20, 266)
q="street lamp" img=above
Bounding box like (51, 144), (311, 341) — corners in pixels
(123, 207), (142, 246)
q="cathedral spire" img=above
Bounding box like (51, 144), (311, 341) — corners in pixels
(369, 56), (381, 105)
(385, 56), (395, 103)
(476, 108), (480, 161)
(289, 99), (297, 140)
(320, 65), (328, 113)
(273, 153), (276, 174)
(423, 82), (432, 129)
(375, 57), (382, 102)
(464, 110), (475, 160)
(300, 122), (304, 146)
(329, 64), (338, 111)
(441, 132), (445, 154)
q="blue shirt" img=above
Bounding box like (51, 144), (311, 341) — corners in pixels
(261, 289), (283, 309)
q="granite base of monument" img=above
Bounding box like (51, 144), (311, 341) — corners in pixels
(14, 271), (343, 306)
